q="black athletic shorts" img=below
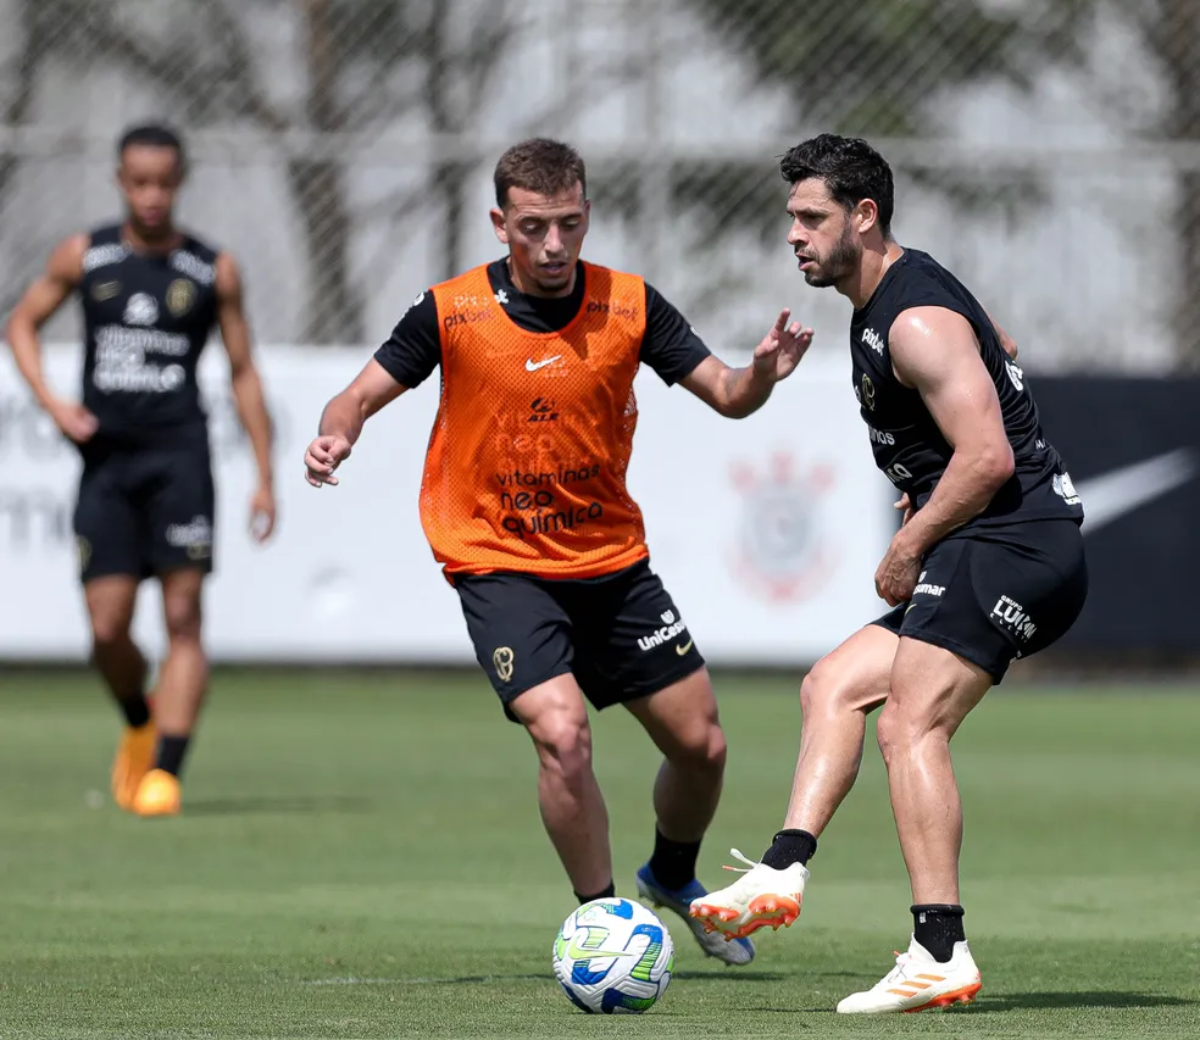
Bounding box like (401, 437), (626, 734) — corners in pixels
(873, 518), (1087, 682)
(453, 558), (706, 721)
(74, 429), (215, 584)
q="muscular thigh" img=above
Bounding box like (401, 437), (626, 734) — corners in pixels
(562, 560), (705, 714)
(75, 446), (143, 583)
(804, 622), (899, 715)
(139, 439), (216, 577)
(874, 519), (1088, 684)
(453, 570), (575, 721)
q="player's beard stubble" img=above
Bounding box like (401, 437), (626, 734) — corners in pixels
(804, 222), (861, 289)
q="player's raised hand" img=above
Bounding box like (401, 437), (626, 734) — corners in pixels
(752, 309), (813, 382)
(304, 434), (352, 488)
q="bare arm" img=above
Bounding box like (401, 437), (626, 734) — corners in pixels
(680, 309), (812, 418)
(216, 253), (277, 540)
(893, 307), (1015, 551)
(873, 307), (1015, 605)
(4, 234), (97, 441)
(216, 255), (273, 487)
(305, 359), (406, 487)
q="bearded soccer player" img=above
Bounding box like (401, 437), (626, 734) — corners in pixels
(690, 135), (1088, 1011)
(304, 137), (810, 964)
(5, 125), (276, 816)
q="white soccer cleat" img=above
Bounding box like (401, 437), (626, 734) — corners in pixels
(836, 937), (982, 1014)
(634, 864), (755, 966)
(687, 849), (809, 940)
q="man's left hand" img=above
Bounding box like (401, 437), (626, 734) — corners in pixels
(752, 308), (813, 383)
(874, 529), (923, 607)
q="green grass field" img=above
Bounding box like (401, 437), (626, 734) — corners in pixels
(0, 670), (1197, 1039)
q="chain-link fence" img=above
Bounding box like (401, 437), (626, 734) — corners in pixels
(1, 0), (1198, 370)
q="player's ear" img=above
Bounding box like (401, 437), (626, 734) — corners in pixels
(856, 199), (879, 237)
(490, 206), (509, 245)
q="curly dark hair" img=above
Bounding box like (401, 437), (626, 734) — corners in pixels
(494, 138), (587, 208)
(779, 134), (893, 235)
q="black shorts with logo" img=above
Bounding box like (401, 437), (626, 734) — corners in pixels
(873, 518), (1087, 682)
(74, 427), (215, 584)
(453, 558), (706, 721)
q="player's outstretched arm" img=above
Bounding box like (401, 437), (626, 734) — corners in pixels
(873, 306), (1015, 606)
(216, 252), (277, 542)
(680, 309), (813, 419)
(304, 359), (406, 488)
(3, 234), (97, 443)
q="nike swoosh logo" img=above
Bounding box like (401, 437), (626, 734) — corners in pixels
(525, 355), (562, 372)
(1076, 448), (1197, 536)
(675, 639), (694, 656)
(565, 936), (635, 961)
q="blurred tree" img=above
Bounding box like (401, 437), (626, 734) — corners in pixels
(684, 0), (1200, 367)
(0, 0), (516, 342)
(1147, 0), (1200, 367)
(0, 0), (53, 316)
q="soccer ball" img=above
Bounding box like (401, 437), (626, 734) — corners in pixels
(552, 898), (674, 1014)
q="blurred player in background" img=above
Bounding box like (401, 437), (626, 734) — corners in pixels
(304, 138), (810, 964)
(690, 134), (1087, 1012)
(4, 124), (276, 817)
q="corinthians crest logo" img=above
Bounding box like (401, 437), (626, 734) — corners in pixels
(730, 453), (836, 603)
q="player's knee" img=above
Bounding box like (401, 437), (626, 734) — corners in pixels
(876, 699), (942, 764)
(699, 722), (727, 774)
(875, 702), (904, 764)
(532, 714), (594, 783)
(90, 612), (131, 651)
(800, 658), (852, 717)
(163, 595), (202, 642)
(670, 719), (726, 775)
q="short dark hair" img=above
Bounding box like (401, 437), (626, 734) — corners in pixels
(118, 124), (186, 168)
(780, 134), (894, 235)
(494, 138), (586, 209)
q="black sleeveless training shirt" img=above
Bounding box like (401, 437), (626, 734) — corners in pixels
(849, 248), (1083, 529)
(78, 224), (219, 445)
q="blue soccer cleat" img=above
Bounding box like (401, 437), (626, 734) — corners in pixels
(635, 862), (755, 966)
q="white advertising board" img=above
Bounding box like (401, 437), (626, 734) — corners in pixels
(0, 346), (893, 664)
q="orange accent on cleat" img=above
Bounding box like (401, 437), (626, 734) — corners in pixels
(131, 768), (181, 817)
(902, 982), (982, 1013)
(111, 723), (156, 811)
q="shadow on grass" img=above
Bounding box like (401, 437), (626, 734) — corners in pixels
(973, 991), (1199, 1012)
(185, 795), (371, 816)
(747, 990), (1198, 1014)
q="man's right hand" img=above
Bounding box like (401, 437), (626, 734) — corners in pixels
(304, 434), (352, 487)
(49, 399), (98, 444)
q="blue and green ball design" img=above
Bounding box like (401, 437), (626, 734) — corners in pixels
(552, 897), (674, 1014)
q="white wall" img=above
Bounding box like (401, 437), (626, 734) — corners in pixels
(0, 346), (893, 665)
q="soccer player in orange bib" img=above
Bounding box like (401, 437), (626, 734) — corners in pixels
(304, 138), (810, 964)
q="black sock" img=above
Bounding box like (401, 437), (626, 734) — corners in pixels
(118, 694), (151, 729)
(912, 904), (966, 963)
(575, 881), (615, 905)
(155, 735), (190, 778)
(648, 829), (702, 891)
(761, 829), (818, 870)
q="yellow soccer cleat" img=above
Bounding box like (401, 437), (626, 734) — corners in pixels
(111, 723), (156, 811)
(131, 768), (182, 817)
